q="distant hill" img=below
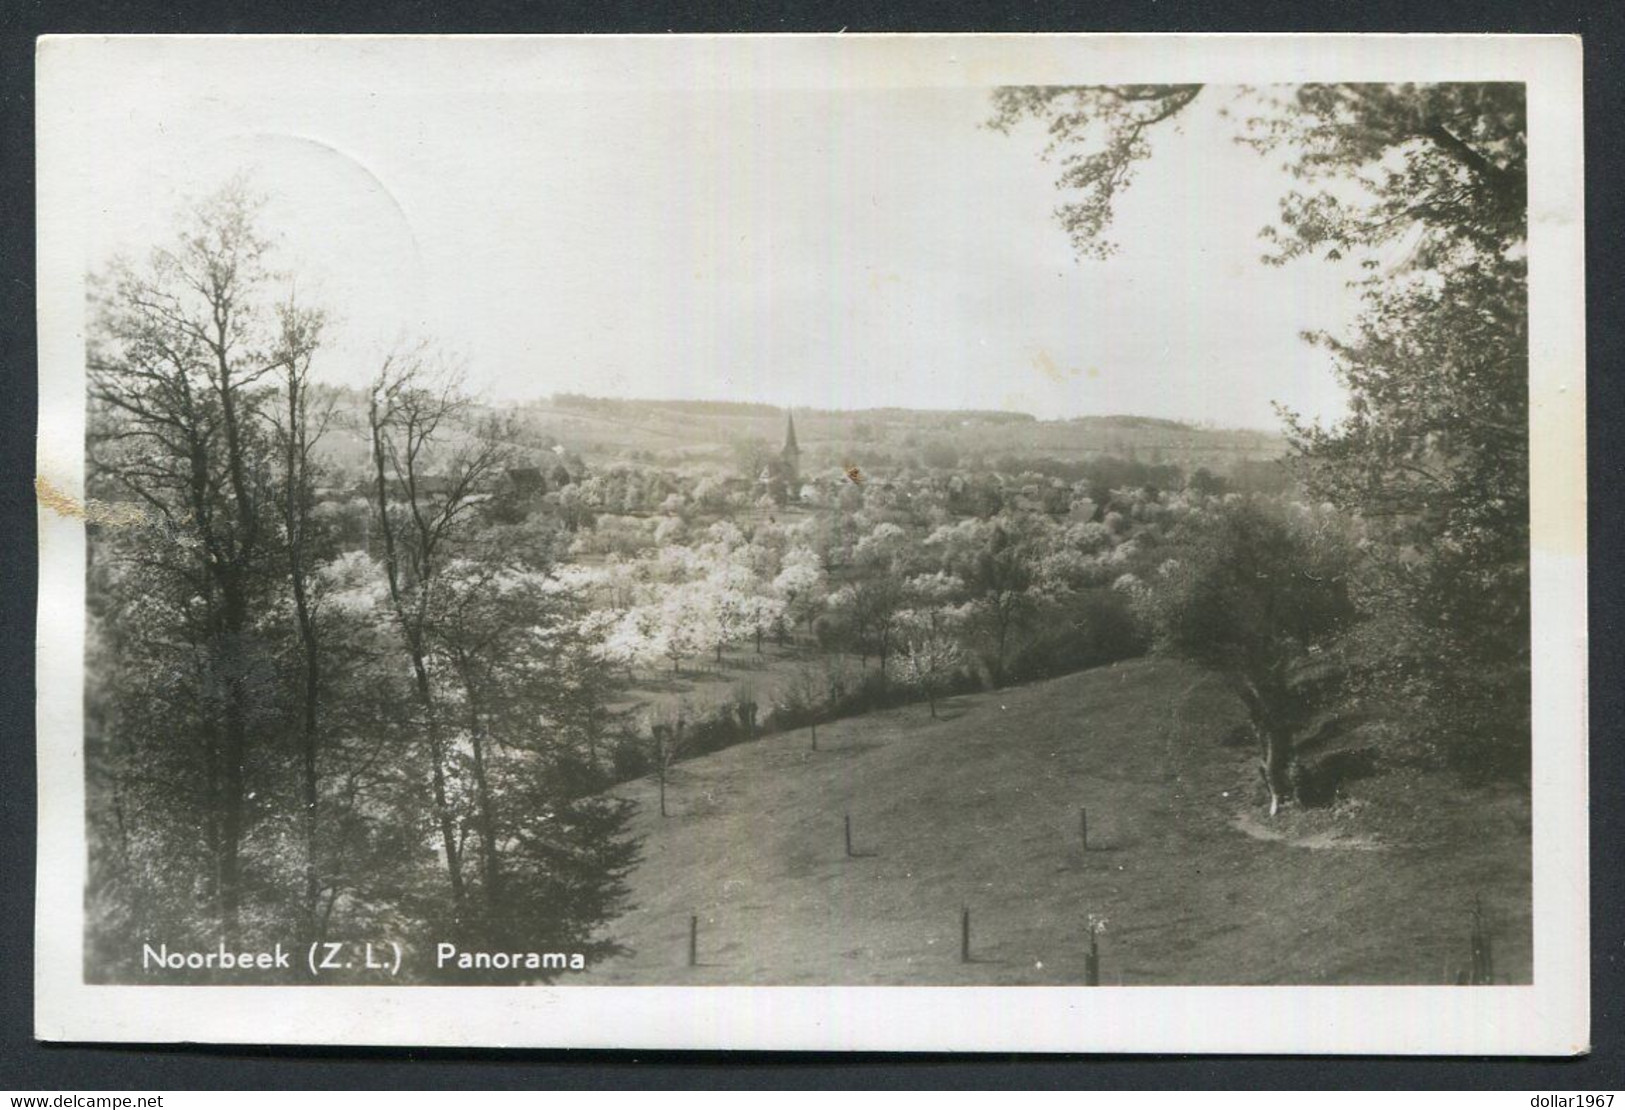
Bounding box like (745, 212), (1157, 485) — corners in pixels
(300, 387), (1288, 479)
(522, 395), (1287, 474)
(549, 394), (1036, 425)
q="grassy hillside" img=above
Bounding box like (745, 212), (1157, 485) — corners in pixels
(588, 657), (1531, 985)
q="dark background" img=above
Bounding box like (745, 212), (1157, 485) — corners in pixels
(2, 0), (1620, 1090)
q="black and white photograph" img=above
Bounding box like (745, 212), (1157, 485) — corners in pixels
(32, 34), (1588, 1052)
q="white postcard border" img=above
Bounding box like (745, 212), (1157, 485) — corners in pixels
(34, 32), (1588, 1054)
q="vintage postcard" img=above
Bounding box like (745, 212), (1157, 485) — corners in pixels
(34, 34), (1588, 1052)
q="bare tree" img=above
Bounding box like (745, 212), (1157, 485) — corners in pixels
(830, 575), (906, 677)
(267, 296), (331, 941)
(364, 347), (513, 906)
(88, 179), (284, 942)
(895, 609), (965, 720)
(646, 706), (695, 819)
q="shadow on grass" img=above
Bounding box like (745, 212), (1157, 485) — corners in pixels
(926, 698), (977, 722)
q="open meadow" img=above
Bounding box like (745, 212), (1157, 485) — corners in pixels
(590, 658), (1532, 985)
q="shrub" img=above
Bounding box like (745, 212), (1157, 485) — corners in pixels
(1003, 589), (1147, 684)
(610, 732), (652, 781)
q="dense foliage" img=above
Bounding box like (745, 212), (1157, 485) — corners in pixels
(992, 82), (1531, 779)
(85, 184), (638, 983)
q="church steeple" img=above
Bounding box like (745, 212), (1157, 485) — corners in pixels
(780, 410), (801, 485)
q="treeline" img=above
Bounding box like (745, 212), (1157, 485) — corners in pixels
(549, 393), (1038, 426)
(1065, 414), (1195, 432)
(84, 183), (639, 984)
(551, 394), (784, 418)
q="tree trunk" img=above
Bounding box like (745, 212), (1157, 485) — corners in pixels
(296, 612), (321, 941)
(283, 378), (324, 944)
(215, 580), (252, 945)
(583, 705), (601, 769)
(1237, 677), (1294, 818)
(412, 649), (465, 904)
(370, 395), (464, 906)
(217, 679), (247, 944)
(1261, 727), (1293, 817)
(200, 710), (222, 916)
(210, 313), (261, 947)
(460, 666), (503, 912)
(468, 731), (502, 908)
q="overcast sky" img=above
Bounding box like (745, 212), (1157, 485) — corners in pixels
(67, 40), (1373, 430)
